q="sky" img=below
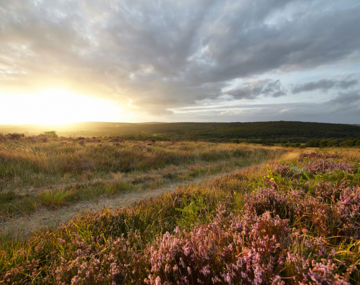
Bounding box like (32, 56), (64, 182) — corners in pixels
(0, 0), (360, 124)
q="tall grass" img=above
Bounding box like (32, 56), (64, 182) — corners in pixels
(1, 137), (285, 220)
(0, 137), (284, 191)
(1, 150), (359, 283)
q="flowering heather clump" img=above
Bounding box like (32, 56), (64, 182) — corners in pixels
(247, 178), (359, 237)
(147, 210), (291, 285)
(335, 186), (360, 238)
(279, 153), (354, 179)
(284, 254), (350, 284)
(244, 187), (295, 220)
(1, 150), (360, 284)
(304, 158), (354, 175)
(275, 164), (295, 178)
(299, 152), (318, 159)
(313, 181), (344, 204)
(299, 152), (340, 160)
(147, 209), (353, 284)
(297, 152), (354, 175)
(54, 236), (146, 284)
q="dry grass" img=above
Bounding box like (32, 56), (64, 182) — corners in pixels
(0, 137), (287, 227)
(0, 137), (284, 190)
(0, 148), (359, 284)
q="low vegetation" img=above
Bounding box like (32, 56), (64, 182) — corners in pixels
(0, 149), (359, 284)
(0, 136), (278, 190)
(1, 121), (360, 146)
(0, 137), (284, 225)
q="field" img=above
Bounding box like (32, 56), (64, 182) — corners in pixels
(0, 135), (285, 237)
(0, 134), (359, 284)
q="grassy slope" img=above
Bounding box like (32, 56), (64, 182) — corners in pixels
(0, 148), (359, 284)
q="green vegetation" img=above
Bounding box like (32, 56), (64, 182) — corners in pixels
(305, 137), (360, 147)
(1, 121), (360, 146)
(0, 149), (359, 283)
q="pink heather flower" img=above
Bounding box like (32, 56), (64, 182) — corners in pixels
(57, 238), (65, 243)
(272, 275), (284, 284)
(343, 196), (351, 205)
(155, 276), (161, 285)
(224, 273), (231, 284)
(71, 276), (81, 285)
(164, 264), (171, 273)
(200, 265), (210, 276)
(75, 249), (82, 256)
(212, 276), (222, 283)
(183, 245), (191, 256)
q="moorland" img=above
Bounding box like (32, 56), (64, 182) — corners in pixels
(0, 122), (359, 284)
(0, 135), (284, 237)
(2, 121), (360, 146)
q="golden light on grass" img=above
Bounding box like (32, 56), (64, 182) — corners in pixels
(0, 89), (126, 125)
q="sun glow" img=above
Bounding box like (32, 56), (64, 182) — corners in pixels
(0, 89), (126, 125)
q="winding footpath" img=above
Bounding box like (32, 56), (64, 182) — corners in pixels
(1, 151), (299, 239)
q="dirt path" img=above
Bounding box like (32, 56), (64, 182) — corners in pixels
(0, 168), (243, 238)
(9, 156), (250, 195)
(1, 150), (300, 239)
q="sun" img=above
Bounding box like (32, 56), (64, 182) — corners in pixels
(0, 89), (126, 125)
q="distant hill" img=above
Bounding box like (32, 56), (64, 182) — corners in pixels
(1, 121), (360, 144)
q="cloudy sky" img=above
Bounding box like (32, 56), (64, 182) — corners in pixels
(0, 0), (360, 124)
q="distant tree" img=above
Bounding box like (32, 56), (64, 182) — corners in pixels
(319, 139), (329, 148)
(305, 139), (319, 147)
(340, 139), (355, 147)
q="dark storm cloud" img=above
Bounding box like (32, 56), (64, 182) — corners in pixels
(292, 78), (358, 94)
(226, 79), (286, 99)
(328, 90), (360, 108)
(172, 94), (360, 124)
(0, 0), (360, 120)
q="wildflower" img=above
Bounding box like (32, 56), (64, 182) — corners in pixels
(155, 276), (161, 285)
(200, 265), (210, 276)
(57, 238), (65, 243)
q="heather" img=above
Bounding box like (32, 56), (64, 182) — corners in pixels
(1, 150), (359, 284)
